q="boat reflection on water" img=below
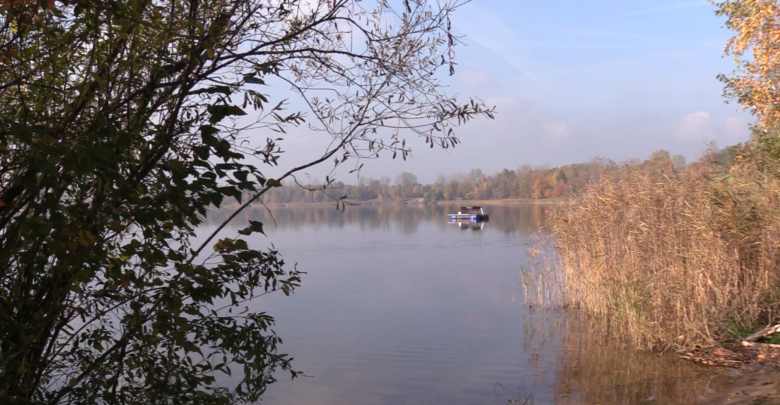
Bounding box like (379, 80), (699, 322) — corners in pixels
(449, 220), (485, 231)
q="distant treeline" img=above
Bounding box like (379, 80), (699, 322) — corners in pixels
(234, 147), (736, 205)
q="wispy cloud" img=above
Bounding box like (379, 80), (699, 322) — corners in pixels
(456, 70), (498, 90)
(455, 4), (539, 80)
(628, 1), (710, 15)
(676, 111), (714, 140)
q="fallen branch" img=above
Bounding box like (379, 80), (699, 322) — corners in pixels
(738, 340), (780, 349)
(740, 324), (780, 343)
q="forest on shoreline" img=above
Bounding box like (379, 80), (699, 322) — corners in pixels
(236, 147), (735, 205)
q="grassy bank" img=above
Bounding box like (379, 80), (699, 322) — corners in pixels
(529, 154), (780, 350)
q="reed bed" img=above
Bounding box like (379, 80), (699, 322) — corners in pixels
(527, 156), (780, 350)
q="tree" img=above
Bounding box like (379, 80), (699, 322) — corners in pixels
(649, 149), (671, 163)
(717, 0), (780, 130)
(379, 175), (392, 197)
(442, 182), (454, 200)
(516, 164), (532, 176)
(467, 168), (485, 183)
(394, 172), (419, 199)
(672, 154), (687, 170)
(0, 0), (492, 403)
(716, 1), (780, 165)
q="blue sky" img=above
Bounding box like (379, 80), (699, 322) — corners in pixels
(266, 0), (754, 184)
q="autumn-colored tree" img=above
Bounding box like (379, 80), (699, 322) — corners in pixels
(716, 1), (780, 172)
(253, 151), (715, 205)
(717, 1), (780, 130)
(394, 172), (419, 199)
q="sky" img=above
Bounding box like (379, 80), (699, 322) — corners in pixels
(257, 0), (754, 184)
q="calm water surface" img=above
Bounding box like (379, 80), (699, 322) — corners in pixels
(201, 204), (723, 405)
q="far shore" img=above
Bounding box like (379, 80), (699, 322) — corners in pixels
(223, 197), (565, 209)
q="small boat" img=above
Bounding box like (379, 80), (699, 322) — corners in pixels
(448, 206), (489, 222)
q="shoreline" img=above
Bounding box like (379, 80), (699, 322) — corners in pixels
(226, 198), (565, 209)
(696, 363), (780, 404)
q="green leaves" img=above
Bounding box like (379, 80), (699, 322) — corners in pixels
(243, 74), (265, 85)
(238, 220), (264, 236)
(201, 85), (232, 95)
(0, 0), (492, 402)
(207, 105), (246, 124)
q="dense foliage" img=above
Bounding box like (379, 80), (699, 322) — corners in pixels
(0, 0), (490, 403)
(717, 0), (780, 131)
(717, 0), (780, 169)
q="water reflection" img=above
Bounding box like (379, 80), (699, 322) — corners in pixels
(451, 221), (485, 231)
(200, 204), (739, 405)
(521, 310), (724, 405)
(205, 202), (550, 235)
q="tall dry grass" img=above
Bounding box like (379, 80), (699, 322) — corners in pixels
(534, 155), (780, 350)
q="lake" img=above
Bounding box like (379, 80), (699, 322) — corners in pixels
(201, 203), (734, 405)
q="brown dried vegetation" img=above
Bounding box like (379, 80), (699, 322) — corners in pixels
(526, 151), (780, 351)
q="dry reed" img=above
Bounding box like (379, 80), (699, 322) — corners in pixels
(531, 156), (780, 350)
